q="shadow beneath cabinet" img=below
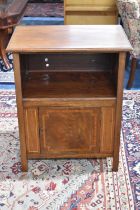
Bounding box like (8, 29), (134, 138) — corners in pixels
(0, 132), (113, 182)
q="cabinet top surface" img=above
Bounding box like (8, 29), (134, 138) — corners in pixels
(7, 25), (132, 53)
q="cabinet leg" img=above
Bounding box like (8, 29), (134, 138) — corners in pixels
(21, 158), (28, 172)
(127, 57), (137, 89)
(112, 52), (126, 172)
(112, 156), (119, 172)
(13, 53), (28, 172)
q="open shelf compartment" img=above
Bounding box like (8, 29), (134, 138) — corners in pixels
(21, 52), (117, 99)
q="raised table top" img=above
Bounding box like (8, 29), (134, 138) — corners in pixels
(7, 25), (132, 53)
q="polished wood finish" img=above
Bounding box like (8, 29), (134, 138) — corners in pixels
(113, 52), (126, 171)
(7, 26), (131, 171)
(7, 25), (132, 53)
(22, 72), (116, 99)
(40, 107), (100, 155)
(24, 108), (40, 154)
(64, 0), (117, 25)
(127, 57), (137, 89)
(13, 53), (27, 171)
(23, 99), (116, 108)
(0, 0), (27, 68)
(100, 107), (115, 153)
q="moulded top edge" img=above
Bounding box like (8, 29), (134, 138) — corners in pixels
(6, 25), (132, 53)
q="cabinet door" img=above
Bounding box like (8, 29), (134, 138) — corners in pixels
(39, 107), (100, 157)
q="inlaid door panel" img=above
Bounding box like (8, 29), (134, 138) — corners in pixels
(39, 107), (100, 155)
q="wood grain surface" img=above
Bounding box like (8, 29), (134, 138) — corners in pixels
(22, 72), (116, 99)
(10, 25), (131, 172)
(7, 25), (132, 53)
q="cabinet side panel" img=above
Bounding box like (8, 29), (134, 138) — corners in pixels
(24, 108), (40, 154)
(13, 53), (28, 171)
(100, 107), (115, 153)
(113, 52), (126, 171)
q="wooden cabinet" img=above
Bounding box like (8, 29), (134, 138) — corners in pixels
(7, 25), (132, 171)
(64, 0), (117, 24)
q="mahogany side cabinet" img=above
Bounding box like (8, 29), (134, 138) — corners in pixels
(7, 25), (132, 172)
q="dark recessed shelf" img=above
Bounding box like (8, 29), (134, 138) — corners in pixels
(22, 71), (116, 99)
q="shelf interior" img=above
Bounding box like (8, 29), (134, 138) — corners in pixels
(22, 71), (116, 99)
